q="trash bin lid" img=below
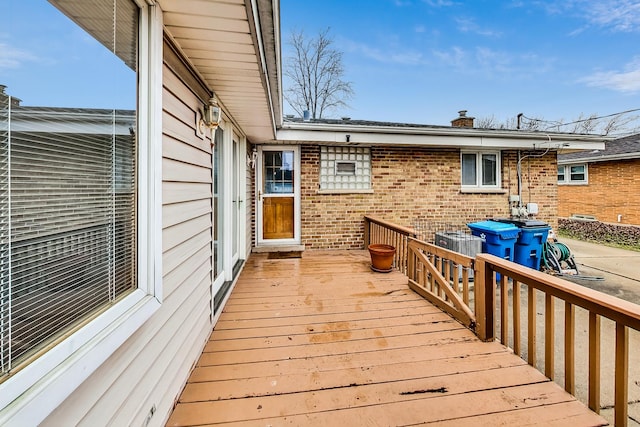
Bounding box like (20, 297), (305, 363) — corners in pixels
(467, 220), (520, 234)
(493, 218), (549, 228)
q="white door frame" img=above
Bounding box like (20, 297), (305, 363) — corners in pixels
(256, 145), (301, 246)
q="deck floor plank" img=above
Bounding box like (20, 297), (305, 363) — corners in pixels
(166, 250), (607, 426)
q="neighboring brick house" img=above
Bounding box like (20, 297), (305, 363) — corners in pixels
(558, 133), (640, 225)
(252, 112), (608, 251)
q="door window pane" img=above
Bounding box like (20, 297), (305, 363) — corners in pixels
(264, 151), (294, 194)
(213, 129), (224, 278)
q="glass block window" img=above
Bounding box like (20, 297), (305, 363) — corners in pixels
(320, 146), (371, 190)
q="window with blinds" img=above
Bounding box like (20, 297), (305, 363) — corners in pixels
(0, 0), (138, 378)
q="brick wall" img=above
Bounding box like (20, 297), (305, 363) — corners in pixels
(558, 159), (640, 225)
(301, 145), (558, 249)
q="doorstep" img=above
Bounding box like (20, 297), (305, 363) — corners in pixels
(252, 244), (306, 253)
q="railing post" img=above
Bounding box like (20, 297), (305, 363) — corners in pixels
(475, 256), (495, 342)
(615, 322), (629, 427)
(363, 216), (370, 248)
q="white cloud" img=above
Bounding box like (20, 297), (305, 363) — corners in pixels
(432, 46), (466, 68)
(537, 0), (640, 32)
(581, 0), (640, 32)
(0, 42), (36, 70)
(580, 57), (640, 93)
(455, 17), (502, 37)
(422, 0), (455, 7)
(433, 46), (554, 77)
(342, 39), (426, 65)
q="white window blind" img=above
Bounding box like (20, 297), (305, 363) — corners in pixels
(0, 1), (138, 378)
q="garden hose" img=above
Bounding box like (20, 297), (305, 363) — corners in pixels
(542, 241), (571, 270)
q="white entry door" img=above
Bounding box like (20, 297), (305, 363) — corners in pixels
(256, 146), (300, 245)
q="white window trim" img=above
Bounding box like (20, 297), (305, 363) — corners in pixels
(461, 150), (502, 190)
(558, 163), (588, 185)
(0, 3), (163, 425)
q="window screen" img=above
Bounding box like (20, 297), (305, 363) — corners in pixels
(570, 165), (585, 181)
(557, 165), (566, 182)
(461, 153), (477, 186)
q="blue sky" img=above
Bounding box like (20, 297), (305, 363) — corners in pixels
(281, 0), (640, 129)
(0, 1), (135, 110)
(1, 1), (638, 131)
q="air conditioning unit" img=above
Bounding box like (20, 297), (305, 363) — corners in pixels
(434, 231), (483, 280)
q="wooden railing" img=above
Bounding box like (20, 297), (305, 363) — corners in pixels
(363, 215), (417, 274)
(406, 238), (476, 330)
(475, 253), (640, 427)
(363, 216), (640, 425)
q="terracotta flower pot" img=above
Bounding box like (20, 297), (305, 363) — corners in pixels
(368, 244), (396, 273)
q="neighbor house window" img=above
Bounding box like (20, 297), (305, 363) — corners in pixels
(461, 151), (501, 189)
(558, 164), (588, 184)
(320, 146), (371, 190)
(1, 0), (139, 379)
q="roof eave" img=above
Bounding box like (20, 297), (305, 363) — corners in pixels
(558, 152), (640, 164)
(275, 123), (609, 150)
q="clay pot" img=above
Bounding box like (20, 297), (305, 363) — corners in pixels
(368, 244), (396, 272)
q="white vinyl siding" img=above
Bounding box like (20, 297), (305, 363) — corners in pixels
(0, 2), (163, 425)
(40, 49), (213, 426)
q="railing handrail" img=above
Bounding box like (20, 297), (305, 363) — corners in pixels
(363, 215), (417, 246)
(478, 253), (640, 332)
(407, 236), (474, 268)
(407, 237), (476, 330)
(475, 252), (639, 426)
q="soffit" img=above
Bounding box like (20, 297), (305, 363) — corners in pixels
(158, 0), (280, 142)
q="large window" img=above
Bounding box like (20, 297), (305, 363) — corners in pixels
(558, 164), (588, 184)
(1, 0), (138, 380)
(461, 151), (501, 190)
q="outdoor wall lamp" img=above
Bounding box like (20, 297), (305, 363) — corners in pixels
(198, 95), (221, 136)
(248, 147), (258, 169)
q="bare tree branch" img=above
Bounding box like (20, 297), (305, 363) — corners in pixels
(284, 28), (354, 119)
(476, 111), (640, 136)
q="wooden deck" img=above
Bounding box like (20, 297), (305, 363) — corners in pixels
(166, 250), (607, 426)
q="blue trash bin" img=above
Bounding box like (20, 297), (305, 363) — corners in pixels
(466, 221), (520, 261)
(494, 219), (550, 270)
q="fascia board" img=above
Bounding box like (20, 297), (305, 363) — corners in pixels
(276, 128), (607, 150)
(558, 152), (640, 164)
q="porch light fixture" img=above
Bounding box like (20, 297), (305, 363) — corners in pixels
(248, 147), (258, 169)
(199, 95), (221, 133)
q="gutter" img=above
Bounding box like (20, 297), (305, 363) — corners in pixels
(275, 122), (609, 150)
(277, 121), (612, 142)
(558, 152), (640, 164)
